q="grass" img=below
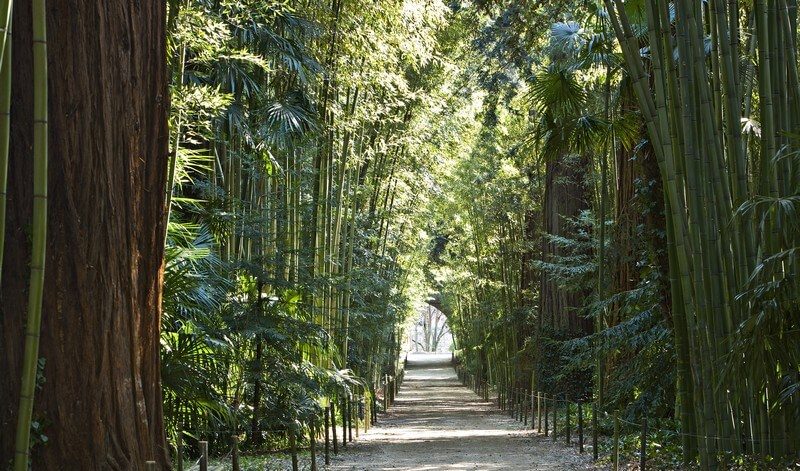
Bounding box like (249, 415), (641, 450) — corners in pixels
(207, 450), (320, 471)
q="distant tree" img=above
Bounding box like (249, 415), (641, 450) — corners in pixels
(413, 305), (450, 352)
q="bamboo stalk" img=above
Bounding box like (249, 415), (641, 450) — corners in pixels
(605, 0), (800, 464)
(13, 0), (47, 468)
(0, 0), (11, 289)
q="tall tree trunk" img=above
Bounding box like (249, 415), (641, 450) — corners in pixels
(520, 170), (538, 308)
(611, 84), (640, 327)
(539, 153), (592, 334)
(639, 146), (671, 316)
(0, 2), (169, 468)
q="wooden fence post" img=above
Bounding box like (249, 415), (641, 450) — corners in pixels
(342, 396), (348, 448)
(565, 395), (571, 445)
(578, 401), (584, 453)
(372, 393), (378, 424)
(354, 395), (360, 439)
(331, 400), (339, 455)
(363, 395), (368, 433)
(552, 396), (558, 442)
(360, 395), (364, 435)
(544, 394), (549, 437)
(289, 432), (299, 471)
(640, 417), (648, 470)
(347, 396), (353, 443)
(537, 392), (542, 431)
(199, 440), (208, 471)
(498, 385), (502, 410)
(592, 402), (598, 461)
(512, 388), (517, 419)
(523, 389), (529, 426)
(613, 411), (619, 471)
(325, 406), (331, 465)
(310, 422), (317, 471)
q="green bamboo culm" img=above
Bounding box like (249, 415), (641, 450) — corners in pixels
(603, 0), (800, 465)
(0, 0), (14, 288)
(13, 0), (47, 468)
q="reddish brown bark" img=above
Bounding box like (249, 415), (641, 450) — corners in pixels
(0, 2), (169, 469)
(611, 87), (639, 328)
(612, 83), (670, 322)
(520, 203), (537, 305)
(539, 153), (592, 335)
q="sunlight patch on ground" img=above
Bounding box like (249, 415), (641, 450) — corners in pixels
(366, 427), (529, 441)
(331, 353), (591, 470)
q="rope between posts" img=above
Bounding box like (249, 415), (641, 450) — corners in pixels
(195, 423), (368, 434)
(597, 410), (791, 443)
(180, 426), (351, 468)
(182, 445), (232, 471)
(183, 429), (299, 434)
(464, 384), (795, 446)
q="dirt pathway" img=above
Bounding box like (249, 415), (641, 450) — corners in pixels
(329, 353), (592, 470)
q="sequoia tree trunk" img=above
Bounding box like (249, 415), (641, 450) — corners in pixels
(0, 2), (169, 469)
(539, 153), (592, 334)
(611, 85), (639, 328)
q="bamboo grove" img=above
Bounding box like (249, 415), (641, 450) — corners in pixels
(431, 0), (800, 469)
(159, 0), (446, 460)
(0, 0), (799, 469)
(604, 0), (800, 464)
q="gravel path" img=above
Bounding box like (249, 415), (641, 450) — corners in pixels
(329, 353), (593, 470)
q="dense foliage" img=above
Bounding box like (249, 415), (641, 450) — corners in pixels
(2, 0), (798, 469)
(160, 0), (453, 457)
(434, 1), (800, 469)
(159, 0), (800, 467)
